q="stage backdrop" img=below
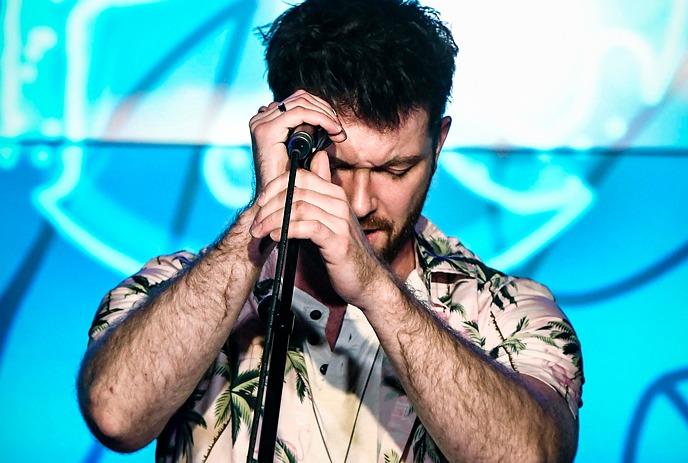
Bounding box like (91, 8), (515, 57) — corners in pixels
(1, 1), (687, 461)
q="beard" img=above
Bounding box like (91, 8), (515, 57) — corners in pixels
(359, 174), (432, 264)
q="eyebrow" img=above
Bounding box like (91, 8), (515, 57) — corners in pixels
(331, 153), (427, 169)
(381, 154), (427, 168)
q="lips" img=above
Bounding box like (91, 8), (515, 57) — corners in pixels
(363, 229), (383, 241)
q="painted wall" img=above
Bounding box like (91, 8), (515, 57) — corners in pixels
(1, 1), (687, 461)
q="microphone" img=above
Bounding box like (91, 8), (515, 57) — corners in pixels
(287, 124), (332, 163)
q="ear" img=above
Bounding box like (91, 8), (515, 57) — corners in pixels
(433, 116), (452, 166)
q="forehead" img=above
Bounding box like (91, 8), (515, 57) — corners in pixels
(330, 108), (433, 166)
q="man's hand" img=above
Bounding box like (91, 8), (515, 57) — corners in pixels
(249, 89), (347, 196)
(249, 151), (386, 308)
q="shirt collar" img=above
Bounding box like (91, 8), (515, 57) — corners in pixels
(413, 215), (478, 284)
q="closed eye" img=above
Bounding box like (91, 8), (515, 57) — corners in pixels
(330, 157), (421, 178)
(382, 167), (412, 178)
(331, 164), (353, 172)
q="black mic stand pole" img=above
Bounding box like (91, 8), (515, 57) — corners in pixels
(246, 134), (314, 463)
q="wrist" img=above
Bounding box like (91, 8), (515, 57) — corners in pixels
(218, 203), (274, 268)
(357, 264), (401, 312)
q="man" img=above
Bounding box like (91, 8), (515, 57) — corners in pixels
(78, 0), (584, 462)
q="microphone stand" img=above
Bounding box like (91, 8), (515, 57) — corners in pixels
(246, 137), (314, 463)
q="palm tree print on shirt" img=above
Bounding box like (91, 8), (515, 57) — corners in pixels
(156, 386), (209, 462)
(415, 233), (517, 311)
(383, 375), (448, 463)
(201, 342), (260, 461)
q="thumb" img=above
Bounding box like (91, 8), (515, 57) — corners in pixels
(310, 150), (332, 183)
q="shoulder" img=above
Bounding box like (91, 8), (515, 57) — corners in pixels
(414, 215), (554, 303)
(414, 217), (584, 416)
(87, 250), (198, 343)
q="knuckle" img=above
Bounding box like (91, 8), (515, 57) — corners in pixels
(252, 122), (266, 137)
(292, 105), (307, 116)
(265, 211), (277, 224)
(293, 200), (307, 213)
(294, 96), (310, 106)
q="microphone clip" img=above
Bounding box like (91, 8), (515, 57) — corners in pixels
(287, 125), (332, 168)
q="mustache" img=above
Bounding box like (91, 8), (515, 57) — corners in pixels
(358, 215), (394, 232)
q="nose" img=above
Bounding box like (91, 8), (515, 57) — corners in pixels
(348, 169), (377, 219)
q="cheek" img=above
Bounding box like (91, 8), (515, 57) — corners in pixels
(332, 165), (432, 219)
(372, 176), (426, 218)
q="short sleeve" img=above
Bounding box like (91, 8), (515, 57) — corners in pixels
(485, 277), (584, 418)
(87, 251), (196, 345)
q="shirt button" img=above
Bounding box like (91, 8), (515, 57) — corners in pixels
(310, 310), (322, 320)
(319, 364), (328, 375)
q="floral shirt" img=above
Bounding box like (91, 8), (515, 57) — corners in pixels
(87, 216), (584, 463)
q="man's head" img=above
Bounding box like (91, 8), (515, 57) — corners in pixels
(260, 0), (458, 131)
(260, 0), (458, 266)
(328, 108), (449, 265)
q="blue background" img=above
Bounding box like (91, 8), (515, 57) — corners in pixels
(1, 1), (687, 461)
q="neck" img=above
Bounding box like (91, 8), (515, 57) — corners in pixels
(388, 238), (417, 282)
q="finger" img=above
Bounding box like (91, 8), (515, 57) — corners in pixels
(310, 150), (332, 183)
(253, 105), (345, 142)
(253, 96), (332, 127)
(257, 169), (346, 206)
(293, 94), (347, 142)
(277, 104), (344, 140)
(250, 98), (312, 131)
(283, 92), (336, 120)
(254, 187), (350, 226)
(288, 89), (342, 118)
(273, 220), (341, 246)
(251, 94), (347, 145)
(268, 219), (342, 248)
(253, 200), (347, 239)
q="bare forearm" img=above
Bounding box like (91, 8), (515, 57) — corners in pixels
(78, 204), (266, 451)
(364, 273), (568, 462)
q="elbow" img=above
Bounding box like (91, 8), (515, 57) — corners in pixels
(535, 439), (576, 463)
(86, 405), (152, 453)
(77, 367), (156, 453)
(532, 418), (578, 463)
(552, 429), (578, 463)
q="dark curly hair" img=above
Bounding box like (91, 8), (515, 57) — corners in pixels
(259, 0), (458, 131)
